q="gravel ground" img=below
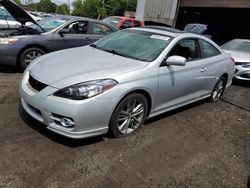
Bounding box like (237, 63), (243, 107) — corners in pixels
(0, 69), (249, 188)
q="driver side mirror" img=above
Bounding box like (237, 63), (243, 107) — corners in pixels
(59, 28), (69, 37)
(165, 55), (187, 66)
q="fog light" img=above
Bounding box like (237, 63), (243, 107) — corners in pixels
(60, 117), (75, 128)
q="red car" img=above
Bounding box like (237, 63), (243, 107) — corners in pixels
(103, 16), (144, 30)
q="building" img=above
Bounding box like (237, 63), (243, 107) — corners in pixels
(178, 0), (250, 44)
(136, 0), (250, 44)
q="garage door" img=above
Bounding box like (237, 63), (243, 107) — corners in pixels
(180, 0), (250, 8)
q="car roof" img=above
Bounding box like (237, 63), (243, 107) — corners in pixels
(109, 16), (137, 20)
(129, 27), (186, 38)
(231, 39), (250, 42)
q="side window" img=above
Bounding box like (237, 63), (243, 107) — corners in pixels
(169, 39), (200, 61)
(119, 20), (132, 29)
(134, 20), (141, 27)
(89, 23), (113, 35)
(64, 21), (88, 34)
(200, 39), (221, 58)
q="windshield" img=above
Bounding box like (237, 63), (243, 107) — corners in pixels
(103, 17), (122, 27)
(92, 30), (172, 62)
(222, 40), (250, 53)
(29, 17), (68, 32)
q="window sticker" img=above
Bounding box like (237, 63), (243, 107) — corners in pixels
(150, 35), (170, 41)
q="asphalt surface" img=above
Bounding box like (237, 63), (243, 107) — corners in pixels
(0, 69), (249, 188)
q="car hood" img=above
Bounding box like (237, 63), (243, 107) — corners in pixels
(223, 49), (250, 63)
(29, 46), (149, 88)
(184, 23), (207, 34)
(0, 0), (37, 25)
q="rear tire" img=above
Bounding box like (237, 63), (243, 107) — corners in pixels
(19, 47), (45, 71)
(210, 77), (226, 102)
(109, 93), (148, 138)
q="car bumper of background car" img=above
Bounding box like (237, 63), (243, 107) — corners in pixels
(234, 65), (250, 81)
(19, 71), (119, 139)
(0, 44), (19, 66)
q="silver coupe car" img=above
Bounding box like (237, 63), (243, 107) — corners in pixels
(222, 39), (250, 82)
(19, 27), (235, 139)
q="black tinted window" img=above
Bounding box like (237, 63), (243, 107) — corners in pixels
(169, 39), (200, 61)
(200, 39), (221, 58)
(134, 20), (141, 27)
(119, 20), (132, 29)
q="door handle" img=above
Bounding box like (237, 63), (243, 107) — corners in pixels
(200, 67), (207, 72)
(85, 37), (91, 41)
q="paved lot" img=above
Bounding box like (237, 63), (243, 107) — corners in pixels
(0, 69), (249, 188)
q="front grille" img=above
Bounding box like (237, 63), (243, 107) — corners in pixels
(29, 75), (47, 91)
(241, 74), (250, 79)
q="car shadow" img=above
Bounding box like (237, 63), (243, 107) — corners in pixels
(247, 176), (250, 188)
(232, 80), (250, 87)
(145, 99), (207, 125)
(0, 65), (19, 73)
(18, 103), (104, 148)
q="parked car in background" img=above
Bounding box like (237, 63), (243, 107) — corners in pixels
(222, 39), (250, 82)
(0, 7), (41, 29)
(20, 27), (234, 139)
(0, 6), (19, 29)
(0, 0), (117, 71)
(103, 16), (143, 30)
(184, 23), (212, 39)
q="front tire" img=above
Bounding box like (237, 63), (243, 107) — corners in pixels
(19, 47), (45, 71)
(210, 77), (226, 102)
(109, 93), (148, 138)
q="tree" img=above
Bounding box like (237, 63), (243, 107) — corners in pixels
(82, 0), (101, 18)
(72, 0), (137, 18)
(13, 0), (21, 5)
(56, 4), (69, 15)
(34, 0), (57, 13)
(72, 0), (85, 16)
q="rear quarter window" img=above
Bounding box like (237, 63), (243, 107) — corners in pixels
(134, 20), (141, 27)
(200, 39), (221, 58)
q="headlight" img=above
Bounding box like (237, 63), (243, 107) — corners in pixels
(54, 79), (118, 100)
(0, 38), (18, 44)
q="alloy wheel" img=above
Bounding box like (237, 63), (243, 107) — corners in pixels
(24, 51), (43, 66)
(212, 79), (225, 102)
(117, 99), (145, 135)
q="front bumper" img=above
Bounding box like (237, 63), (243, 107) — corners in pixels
(234, 65), (250, 81)
(19, 71), (119, 139)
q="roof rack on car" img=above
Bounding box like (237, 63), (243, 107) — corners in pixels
(143, 26), (183, 33)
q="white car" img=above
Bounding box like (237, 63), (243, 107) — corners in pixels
(20, 27), (235, 139)
(222, 39), (250, 82)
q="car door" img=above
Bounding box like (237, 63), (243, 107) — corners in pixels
(88, 22), (115, 43)
(60, 21), (90, 48)
(155, 38), (208, 112)
(198, 39), (223, 92)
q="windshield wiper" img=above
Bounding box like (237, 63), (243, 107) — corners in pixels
(90, 44), (97, 48)
(92, 46), (149, 62)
